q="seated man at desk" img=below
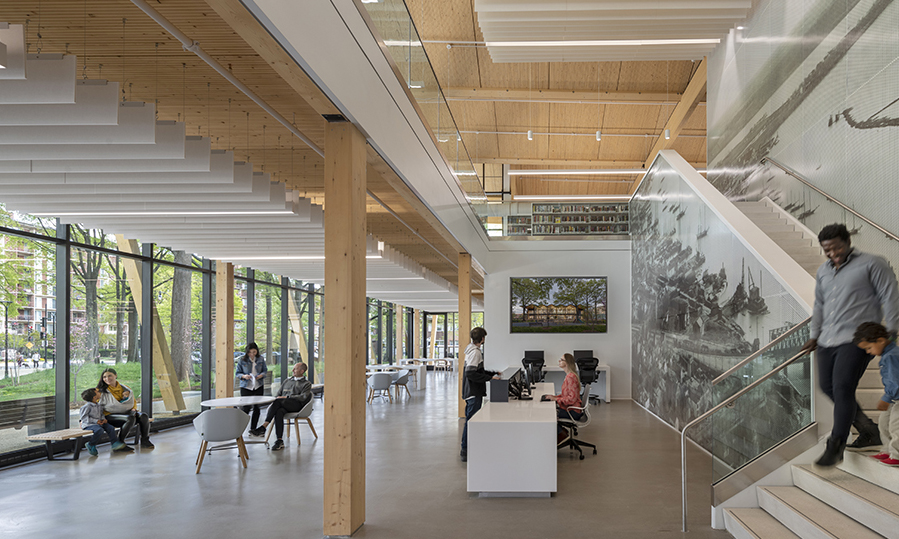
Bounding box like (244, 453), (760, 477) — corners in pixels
(543, 354), (582, 445)
(460, 327), (500, 463)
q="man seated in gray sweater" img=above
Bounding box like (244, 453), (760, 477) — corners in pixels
(249, 362), (313, 451)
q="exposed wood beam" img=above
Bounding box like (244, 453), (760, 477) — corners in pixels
(205, 0), (341, 117)
(636, 58), (708, 193)
(444, 87), (690, 105)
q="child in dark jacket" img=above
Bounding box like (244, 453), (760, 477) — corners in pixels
(80, 388), (127, 456)
(854, 322), (899, 466)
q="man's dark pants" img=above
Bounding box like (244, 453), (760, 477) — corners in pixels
(460, 396), (483, 457)
(817, 343), (877, 442)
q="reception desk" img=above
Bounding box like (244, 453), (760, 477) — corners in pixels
(467, 382), (556, 497)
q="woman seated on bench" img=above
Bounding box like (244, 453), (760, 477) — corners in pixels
(97, 368), (154, 450)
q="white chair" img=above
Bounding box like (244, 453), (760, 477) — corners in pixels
(434, 359), (449, 372)
(367, 372), (393, 403)
(264, 400), (318, 446)
(392, 369), (411, 398)
(193, 408), (250, 473)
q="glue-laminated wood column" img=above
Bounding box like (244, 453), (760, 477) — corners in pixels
(323, 120), (367, 537)
(458, 253), (471, 418)
(215, 262), (234, 399)
(413, 309), (421, 358)
(395, 304), (404, 361)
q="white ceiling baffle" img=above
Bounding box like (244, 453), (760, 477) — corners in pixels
(0, 24), (28, 80)
(0, 54), (75, 101)
(0, 121), (188, 161)
(0, 31), (470, 315)
(0, 81), (120, 126)
(474, 0), (752, 62)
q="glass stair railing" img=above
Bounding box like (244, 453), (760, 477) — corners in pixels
(681, 317), (814, 532)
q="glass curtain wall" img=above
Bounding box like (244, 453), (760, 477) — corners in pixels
(0, 214), (58, 455)
(0, 204), (338, 464)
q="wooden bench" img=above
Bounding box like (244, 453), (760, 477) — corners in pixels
(0, 395), (55, 430)
(26, 428), (92, 461)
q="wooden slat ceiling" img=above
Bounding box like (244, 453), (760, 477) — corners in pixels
(0, 0), (482, 292)
(398, 0), (708, 196)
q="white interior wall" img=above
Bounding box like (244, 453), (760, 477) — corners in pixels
(481, 241), (632, 400)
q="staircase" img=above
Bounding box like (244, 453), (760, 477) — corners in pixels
(724, 200), (894, 537)
(735, 199), (884, 426)
(724, 451), (899, 538)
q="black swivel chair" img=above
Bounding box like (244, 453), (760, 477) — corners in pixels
(521, 357), (545, 386)
(575, 356), (601, 405)
(557, 384), (598, 460)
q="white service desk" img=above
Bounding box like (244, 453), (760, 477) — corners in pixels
(467, 382), (556, 497)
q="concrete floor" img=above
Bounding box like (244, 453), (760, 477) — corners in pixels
(0, 372), (728, 539)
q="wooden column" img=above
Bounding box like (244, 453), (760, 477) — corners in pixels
(413, 309), (421, 359)
(323, 120), (367, 537)
(458, 253), (471, 418)
(395, 304), (404, 361)
(215, 262), (234, 399)
(429, 315), (438, 359)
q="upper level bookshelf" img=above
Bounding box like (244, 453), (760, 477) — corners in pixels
(506, 202), (629, 237)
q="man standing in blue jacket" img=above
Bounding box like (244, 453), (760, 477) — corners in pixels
(801, 224), (899, 467)
(460, 327), (499, 463)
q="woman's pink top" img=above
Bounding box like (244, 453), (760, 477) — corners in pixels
(556, 372), (581, 411)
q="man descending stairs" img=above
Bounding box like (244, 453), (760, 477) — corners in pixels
(735, 200), (886, 445)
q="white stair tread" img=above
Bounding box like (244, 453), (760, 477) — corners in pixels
(794, 464), (899, 537)
(726, 508), (801, 539)
(840, 451), (899, 498)
(760, 486), (883, 538)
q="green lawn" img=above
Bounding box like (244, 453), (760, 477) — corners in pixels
(0, 362), (200, 404)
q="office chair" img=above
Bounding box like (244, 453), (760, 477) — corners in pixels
(575, 356), (601, 405)
(557, 384), (597, 460)
(521, 357), (545, 386)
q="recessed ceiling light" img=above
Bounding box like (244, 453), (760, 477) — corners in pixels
(485, 39), (720, 47)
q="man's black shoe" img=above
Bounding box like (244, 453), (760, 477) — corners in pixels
(846, 429), (882, 451)
(271, 439), (284, 451)
(815, 436), (846, 467)
(460, 453), (467, 462)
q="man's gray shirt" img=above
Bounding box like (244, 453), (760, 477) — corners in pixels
(811, 249), (899, 347)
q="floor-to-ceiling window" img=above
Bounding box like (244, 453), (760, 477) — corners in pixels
(0, 205), (334, 465)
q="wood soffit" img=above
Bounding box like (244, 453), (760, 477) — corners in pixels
(0, 0), (478, 293)
(397, 0), (709, 196)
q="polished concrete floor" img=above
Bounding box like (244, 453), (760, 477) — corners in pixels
(0, 372), (728, 538)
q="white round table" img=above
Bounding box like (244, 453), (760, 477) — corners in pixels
(200, 396), (277, 407)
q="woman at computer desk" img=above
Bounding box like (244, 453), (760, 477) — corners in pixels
(545, 353), (581, 444)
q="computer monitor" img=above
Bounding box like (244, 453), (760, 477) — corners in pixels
(508, 368), (527, 398)
(524, 350), (544, 360)
(573, 350), (593, 360)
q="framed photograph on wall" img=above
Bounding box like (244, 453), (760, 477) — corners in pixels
(510, 277), (608, 334)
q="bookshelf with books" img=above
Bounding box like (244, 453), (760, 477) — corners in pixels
(523, 202), (628, 236)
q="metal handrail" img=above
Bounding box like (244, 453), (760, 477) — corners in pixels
(761, 157), (899, 243)
(680, 348), (811, 532)
(711, 317), (811, 385)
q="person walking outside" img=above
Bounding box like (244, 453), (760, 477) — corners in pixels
(801, 223), (899, 466)
(460, 327), (499, 463)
